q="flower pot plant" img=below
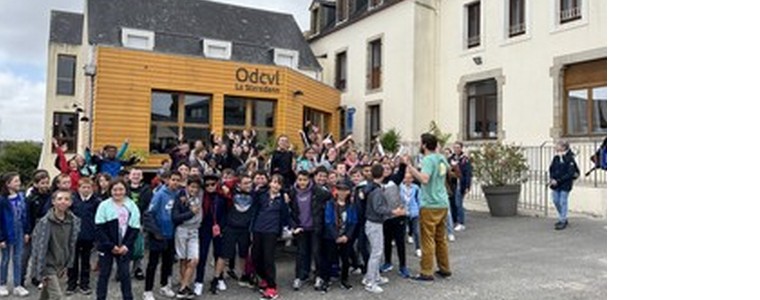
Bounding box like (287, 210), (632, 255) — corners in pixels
(470, 143), (529, 217)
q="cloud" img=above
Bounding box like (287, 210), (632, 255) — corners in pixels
(0, 71), (46, 141)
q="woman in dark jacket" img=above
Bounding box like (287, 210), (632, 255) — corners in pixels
(549, 140), (580, 231)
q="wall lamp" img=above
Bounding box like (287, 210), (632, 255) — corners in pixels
(473, 56), (483, 65)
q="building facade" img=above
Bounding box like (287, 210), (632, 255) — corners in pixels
(41, 0), (341, 171)
(308, 0), (607, 216)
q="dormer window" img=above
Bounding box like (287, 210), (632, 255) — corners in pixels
(121, 28), (154, 50)
(311, 8), (320, 35)
(203, 39), (232, 60)
(369, 0), (383, 10)
(337, 0), (349, 23)
(273, 48), (299, 69)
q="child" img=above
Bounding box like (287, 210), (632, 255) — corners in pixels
(66, 178), (101, 295)
(172, 176), (203, 298)
(94, 173), (112, 200)
(249, 174), (292, 299)
(126, 168), (152, 280)
(400, 172), (422, 257)
(288, 171), (331, 291)
(0, 172), (31, 297)
(319, 179), (357, 293)
(45, 173), (72, 213)
(25, 169), (52, 289)
(29, 190), (81, 299)
(53, 140), (81, 190)
(143, 172), (182, 300)
(90, 139), (136, 177)
(194, 175), (226, 296)
(95, 179), (141, 300)
(379, 161), (410, 278)
(209, 173), (257, 294)
(362, 165), (405, 294)
(239, 171), (270, 288)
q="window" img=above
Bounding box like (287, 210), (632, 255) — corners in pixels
(203, 39), (232, 60)
(121, 28), (154, 50)
(367, 39), (382, 90)
(466, 1), (481, 48)
(563, 59), (606, 136)
(150, 91), (211, 153)
(369, 0), (383, 9)
(56, 55), (76, 96)
(367, 104), (381, 146)
(559, 0), (581, 23)
(337, 0), (349, 22)
(273, 48), (299, 69)
(466, 79), (498, 140)
(224, 96), (276, 144)
(566, 86), (606, 136)
(508, 0), (526, 37)
(303, 107), (331, 135)
(52, 112), (78, 153)
(311, 8), (320, 35)
(335, 51), (347, 91)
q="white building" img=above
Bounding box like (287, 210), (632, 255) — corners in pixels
(308, 0), (607, 216)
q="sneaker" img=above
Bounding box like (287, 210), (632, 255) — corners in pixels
(217, 278), (227, 291)
(193, 283), (203, 296)
(361, 278), (372, 286)
(13, 286), (30, 297)
(261, 287), (279, 299)
(178, 287), (194, 299)
(448, 234), (455, 242)
(258, 279), (268, 294)
(555, 221), (568, 230)
(144, 291), (156, 300)
(380, 263), (393, 273)
(377, 276), (389, 286)
(160, 284), (176, 297)
(454, 224), (466, 232)
(66, 285), (77, 295)
(134, 268), (145, 280)
(399, 267), (411, 278)
(80, 286), (92, 295)
(316, 282), (329, 294)
(351, 266), (363, 275)
(313, 277), (324, 290)
(411, 274), (435, 282)
(209, 278), (219, 295)
(415, 249), (422, 257)
(238, 275), (253, 288)
(407, 236), (414, 244)
(435, 270), (453, 279)
(292, 278), (303, 291)
(0, 286), (8, 296)
(364, 284), (383, 294)
(340, 281), (353, 290)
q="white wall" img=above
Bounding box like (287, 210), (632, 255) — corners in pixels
(40, 42), (87, 173)
(437, 0), (607, 145)
(309, 0), (418, 146)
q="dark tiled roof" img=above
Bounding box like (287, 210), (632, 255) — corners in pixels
(308, 0), (404, 42)
(49, 10), (83, 45)
(87, 0), (321, 70)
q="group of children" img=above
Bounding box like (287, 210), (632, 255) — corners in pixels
(0, 122), (472, 299)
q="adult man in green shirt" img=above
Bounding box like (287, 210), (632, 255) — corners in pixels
(405, 133), (452, 281)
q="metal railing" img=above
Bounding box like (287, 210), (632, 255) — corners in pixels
(560, 7), (582, 23)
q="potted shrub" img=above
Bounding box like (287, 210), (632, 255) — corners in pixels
(470, 143), (529, 217)
(379, 129), (402, 154)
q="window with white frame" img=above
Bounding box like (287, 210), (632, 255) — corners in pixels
(337, 0), (349, 22)
(507, 0), (526, 37)
(559, 0), (581, 24)
(121, 28), (154, 50)
(273, 48), (299, 69)
(203, 39), (232, 59)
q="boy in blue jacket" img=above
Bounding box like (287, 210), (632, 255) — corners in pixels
(143, 172), (181, 300)
(318, 179), (358, 293)
(66, 177), (101, 295)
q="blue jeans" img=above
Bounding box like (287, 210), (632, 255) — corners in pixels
(552, 190), (570, 222)
(408, 216), (420, 250)
(455, 187), (465, 225)
(0, 238), (23, 287)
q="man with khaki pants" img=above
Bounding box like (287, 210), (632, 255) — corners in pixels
(405, 133), (452, 281)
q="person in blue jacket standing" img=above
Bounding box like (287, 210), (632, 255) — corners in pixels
(549, 140), (580, 231)
(143, 172), (181, 300)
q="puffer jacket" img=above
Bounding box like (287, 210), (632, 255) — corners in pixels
(29, 210), (80, 280)
(549, 150), (581, 192)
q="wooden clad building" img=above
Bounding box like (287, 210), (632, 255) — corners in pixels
(42, 0), (341, 171)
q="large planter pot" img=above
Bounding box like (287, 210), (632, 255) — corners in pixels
(482, 184), (522, 217)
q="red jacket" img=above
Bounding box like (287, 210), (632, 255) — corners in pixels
(55, 146), (80, 190)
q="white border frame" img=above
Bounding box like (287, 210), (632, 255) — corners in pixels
(121, 27), (155, 50)
(501, 0), (532, 46)
(273, 48), (300, 69)
(550, 0), (590, 34)
(462, 0), (485, 53)
(203, 39), (232, 60)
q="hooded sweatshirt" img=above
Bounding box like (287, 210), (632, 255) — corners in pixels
(148, 185), (178, 239)
(294, 181), (314, 230)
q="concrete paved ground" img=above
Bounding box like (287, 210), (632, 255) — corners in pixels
(15, 209), (606, 300)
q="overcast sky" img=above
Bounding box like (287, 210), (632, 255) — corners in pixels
(0, 0), (312, 141)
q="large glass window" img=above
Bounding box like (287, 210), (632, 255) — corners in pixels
(56, 55), (76, 95)
(150, 91), (211, 153)
(566, 86), (607, 136)
(224, 96), (276, 144)
(52, 112), (78, 153)
(303, 107), (331, 135)
(466, 79), (498, 140)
